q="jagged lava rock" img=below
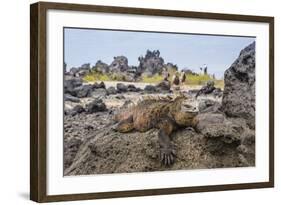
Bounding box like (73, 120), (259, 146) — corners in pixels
(138, 50), (164, 76)
(222, 42), (255, 128)
(64, 76), (83, 94)
(64, 128), (245, 175)
(85, 99), (107, 114)
(109, 56), (130, 72)
(94, 60), (109, 74)
(116, 83), (128, 93)
(107, 86), (117, 95)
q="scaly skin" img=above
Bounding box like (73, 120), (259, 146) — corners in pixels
(113, 96), (198, 166)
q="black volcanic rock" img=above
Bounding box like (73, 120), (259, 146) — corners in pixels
(222, 42), (255, 128)
(109, 56), (130, 72)
(138, 50), (165, 76)
(94, 60), (109, 74)
(116, 83), (128, 93)
(64, 76), (83, 94)
(85, 99), (107, 114)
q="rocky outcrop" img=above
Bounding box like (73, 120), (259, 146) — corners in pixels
(194, 113), (255, 164)
(109, 56), (130, 72)
(64, 126), (249, 176)
(222, 42), (255, 128)
(107, 56), (137, 82)
(67, 63), (91, 77)
(138, 50), (165, 76)
(94, 60), (109, 74)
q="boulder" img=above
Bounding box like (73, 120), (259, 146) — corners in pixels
(127, 84), (138, 92)
(90, 88), (108, 98)
(64, 76), (83, 94)
(107, 86), (117, 95)
(72, 84), (93, 98)
(194, 113), (244, 144)
(85, 99), (107, 114)
(144, 85), (157, 93)
(92, 81), (106, 89)
(222, 42), (255, 128)
(116, 83), (128, 93)
(64, 94), (80, 103)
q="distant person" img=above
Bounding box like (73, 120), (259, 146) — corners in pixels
(203, 64), (208, 75)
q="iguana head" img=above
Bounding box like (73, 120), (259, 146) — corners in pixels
(172, 95), (198, 127)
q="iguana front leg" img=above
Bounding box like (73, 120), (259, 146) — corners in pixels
(158, 118), (176, 166)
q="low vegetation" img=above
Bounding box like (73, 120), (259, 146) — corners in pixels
(83, 71), (111, 82)
(141, 73), (224, 88)
(83, 71), (224, 88)
(141, 74), (163, 83)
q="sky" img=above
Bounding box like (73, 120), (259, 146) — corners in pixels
(64, 28), (255, 79)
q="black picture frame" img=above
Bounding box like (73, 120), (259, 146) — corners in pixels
(30, 1), (274, 202)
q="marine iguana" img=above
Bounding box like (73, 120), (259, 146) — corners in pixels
(195, 80), (216, 98)
(113, 95), (199, 166)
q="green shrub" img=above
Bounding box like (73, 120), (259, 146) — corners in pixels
(110, 73), (126, 81)
(83, 70), (224, 88)
(141, 74), (163, 83)
(83, 71), (111, 82)
(184, 74), (224, 88)
(185, 74), (213, 85)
